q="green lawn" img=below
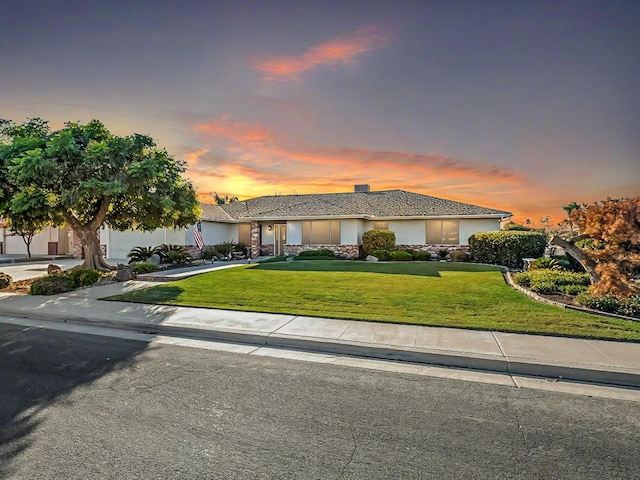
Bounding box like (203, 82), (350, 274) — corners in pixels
(105, 261), (640, 341)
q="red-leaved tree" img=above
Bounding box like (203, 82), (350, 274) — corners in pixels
(551, 197), (640, 298)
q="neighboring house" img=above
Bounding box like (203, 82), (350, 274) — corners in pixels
(0, 221), (76, 257)
(187, 185), (512, 259)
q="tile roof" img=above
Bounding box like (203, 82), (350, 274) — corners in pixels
(201, 190), (511, 221)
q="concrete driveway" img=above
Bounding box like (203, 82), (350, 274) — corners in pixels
(0, 258), (127, 281)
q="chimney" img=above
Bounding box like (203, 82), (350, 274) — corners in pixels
(354, 184), (370, 193)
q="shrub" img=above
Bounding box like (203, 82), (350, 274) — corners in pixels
(514, 269), (590, 294)
(258, 255), (288, 264)
(370, 249), (391, 261)
(200, 246), (221, 261)
(449, 251), (471, 262)
(132, 262), (160, 274)
(529, 257), (563, 270)
(559, 284), (589, 296)
(65, 269), (101, 288)
(214, 241), (236, 256)
(513, 272), (532, 287)
(576, 293), (620, 313)
(576, 294), (640, 319)
(298, 249), (335, 258)
(0, 273), (12, 289)
(390, 250), (412, 261)
(362, 229), (395, 254)
(437, 249), (449, 260)
(530, 281), (558, 295)
(127, 246), (158, 264)
(234, 242), (249, 256)
(619, 297), (640, 318)
(468, 231), (547, 268)
(165, 249), (192, 264)
(30, 275), (74, 295)
(412, 251), (432, 261)
(156, 244), (190, 262)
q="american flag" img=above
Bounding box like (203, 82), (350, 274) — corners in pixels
(193, 221), (205, 249)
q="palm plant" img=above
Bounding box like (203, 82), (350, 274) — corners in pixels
(127, 246), (159, 264)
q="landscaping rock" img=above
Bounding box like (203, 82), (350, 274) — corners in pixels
(148, 254), (161, 265)
(366, 255), (379, 262)
(115, 267), (133, 282)
(47, 264), (63, 275)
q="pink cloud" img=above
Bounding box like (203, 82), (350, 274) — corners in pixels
(252, 25), (391, 82)
(188, 116), (535, 217)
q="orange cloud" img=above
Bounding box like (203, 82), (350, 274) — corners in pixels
(253, 25), (391, 81)
(186, 116), (538, 217)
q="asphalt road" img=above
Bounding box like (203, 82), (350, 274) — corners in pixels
(1, 323), (639, 480)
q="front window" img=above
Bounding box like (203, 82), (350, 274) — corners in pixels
(301, 221), (341, 245)
(238, 223), (251, 245)
(372, 221), (388, 230)
(426, 220), (459, 245)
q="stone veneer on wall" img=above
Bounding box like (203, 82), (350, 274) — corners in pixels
(248, 221), (259, 258)
(285, 244), (360, 259)
(395, 244), (469, 253)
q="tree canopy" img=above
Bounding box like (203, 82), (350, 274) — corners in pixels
(551, 198), (640, 298)
(0, 118), (200, 270)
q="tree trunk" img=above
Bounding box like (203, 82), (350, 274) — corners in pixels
(549, 235), (600, 284)
(75, 226), (113, 271)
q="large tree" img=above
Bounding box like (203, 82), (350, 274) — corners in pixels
(550, 198), (640, 298)
(0, 118), (200, 270)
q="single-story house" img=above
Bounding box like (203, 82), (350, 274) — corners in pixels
(186, 185), (512, 259)
(3, 186), (512, 260)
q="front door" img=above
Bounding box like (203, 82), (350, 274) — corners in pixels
(274, 224), (286, 256)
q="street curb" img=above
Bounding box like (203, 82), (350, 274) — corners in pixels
(1, 304), (639, 388)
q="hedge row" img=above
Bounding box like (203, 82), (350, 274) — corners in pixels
(469, 231), (546, 268)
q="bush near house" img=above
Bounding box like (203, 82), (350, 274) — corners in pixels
(411, 251), (432, 261)
(65, 268), (101, 288)
(132, 262), (160, 274)
(362, 229), (395, 254)
(214, 241), (237, 256)
(297, 249), (336, 258)
(469, 231), (547, 268)
(389, 251), (412, 261)
(30, 275), (75, 295)
(450, 251), (471, 262)
(200, 246), (222, 261)
(29, 268), (103, 295)
(127, 246), (159, 264)
(370, 249), (391, 260)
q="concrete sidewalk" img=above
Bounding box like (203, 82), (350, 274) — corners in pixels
(0, 278), (639, 388)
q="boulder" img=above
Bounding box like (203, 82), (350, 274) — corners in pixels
(47, 264), (63, 275)
(148, 254), (161, 265)
(366, 255), (379, 262)
(115, 267), (133, 282)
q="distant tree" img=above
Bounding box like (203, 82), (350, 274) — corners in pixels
(213, 192), (239, 205)
(0, 119), (200, 270)
(503, 221), (531, 231)
(550, 198), (640, 298)
(7, 206), (61, 258)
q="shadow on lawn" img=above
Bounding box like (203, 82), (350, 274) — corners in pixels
(105, 286), (185, 304)
(253, 260), (499, 278)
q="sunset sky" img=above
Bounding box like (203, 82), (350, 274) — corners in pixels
(2, 0), (638, 225)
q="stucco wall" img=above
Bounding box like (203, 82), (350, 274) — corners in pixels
(191, 222), (236, 247)
(387, 220), (426, 244)
(459, 218), (501, 245)
(340, 219), (359, 244)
